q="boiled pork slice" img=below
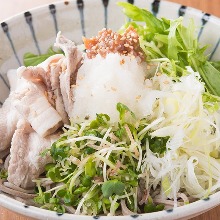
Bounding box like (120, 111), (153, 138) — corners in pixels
(19, 54), (69, 124)
(55, 32), (83, 117)
(40, 54), (69, 123)
(0, 72), (28, 154)
(50, 60), (69, 124)
(0, 97), (19, 152)
(18, 66), (55, 106)
(13, 84), (63, 137)
(7, 120), (59, 188)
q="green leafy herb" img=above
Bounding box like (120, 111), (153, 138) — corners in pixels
(144, 202), (165, 213)
(203, 92), (220, 112)
(41, 203), (65, 214)
(23, 47), (63, 67)
(47, 167), (62, 182)
(63, 192), (76, 205)
(50, 137), (69, 161)
(34, 192), (51, 205)
(45, 163), (55, 171)
(57, 189), (66, 198)
(34, 181), (51, 205)
(118, 2), (220, 99)
(101, 180), (125, 198)
(81, 175), (92, 187)
(83, 147), (96, 155)
(211, 61), (220, 71)
(114, 123), (126, 139)
(199, 62), (220, 96)
(85, 157), (96, 177)
(116, 102), (135, 122)
(149, 136), (170, 154)
(74, 186), (88, 195)
(117, 2), (164, 37)
(90, 114), (110, 129)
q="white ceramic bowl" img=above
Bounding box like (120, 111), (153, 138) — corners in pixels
(0, 0), (220, 219)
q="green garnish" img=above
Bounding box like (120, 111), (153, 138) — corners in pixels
(116, 102), (136, 122)
(101, 180), (125, 198)
(90, 113), (110, 129)
(85, 157), (96, 177)
(118, 2), (220, 97)
(144, 202), (165, 213)
(149, 136), (170, 154)
(23, 47), (63, 67)
(34, 103), (166, 215)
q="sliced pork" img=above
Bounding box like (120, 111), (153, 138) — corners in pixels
(55, 32), (83, 117)
(7, 120), (59, 188)
(13, 84), (63, 137)
(18, 66), (55, 106)
(0, 73), (28, 153)
(19, 55), (69, 124)
(50, 60), (69, 124)
(0, 97), (19, 152)
(1, 33), (83, 189)
(41, 54), (69, 124)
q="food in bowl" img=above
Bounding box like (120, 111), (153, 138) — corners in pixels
(0, 2), (220, 216)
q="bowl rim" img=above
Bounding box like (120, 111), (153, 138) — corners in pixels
(0, 0), (220, 219)
(0, 0), (219, 24)
(1, 190), (220, 219)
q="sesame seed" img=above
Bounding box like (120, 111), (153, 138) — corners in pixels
(120, 59), (125, 65)
(78, 75), (84, 80)
(136, 95), (141, 100)
(84, 27), (145, 60)
(156, 72), (162, 76)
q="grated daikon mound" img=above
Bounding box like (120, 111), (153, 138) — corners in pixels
(71, 53), (152, 122)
